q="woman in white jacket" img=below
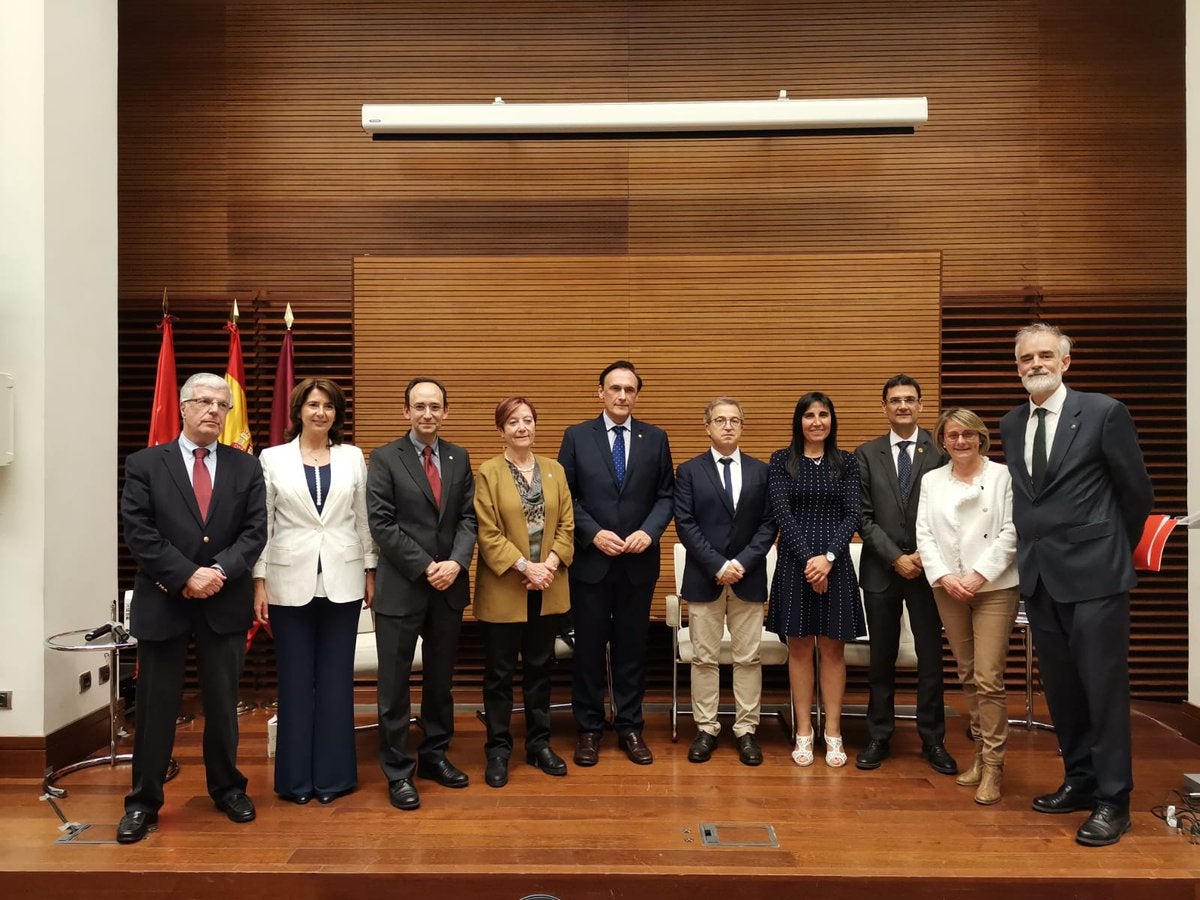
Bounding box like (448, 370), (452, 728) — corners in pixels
(254, 378), (377, 805)
(915, 408), (1018, 805)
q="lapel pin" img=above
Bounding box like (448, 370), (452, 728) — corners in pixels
(917, 447), (925, 454)
(447, 454), (454, 460)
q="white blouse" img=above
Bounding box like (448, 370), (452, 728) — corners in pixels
(915, 457), (1018, 591)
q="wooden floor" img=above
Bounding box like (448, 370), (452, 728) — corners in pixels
(2, 694), (1199, 899)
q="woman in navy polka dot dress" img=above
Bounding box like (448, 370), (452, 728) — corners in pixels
(766, 392), (865, 769)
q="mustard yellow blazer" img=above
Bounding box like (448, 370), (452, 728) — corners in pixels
(473, 454), (575, 623)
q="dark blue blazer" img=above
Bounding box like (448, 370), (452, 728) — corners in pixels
(558, 415), (674, 586)
(674, 450), (777, 603)
(122, 440), (267, 640)
(999, 387), (1153, 603)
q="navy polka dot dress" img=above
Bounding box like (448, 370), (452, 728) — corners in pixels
(765, 448), (866, 641)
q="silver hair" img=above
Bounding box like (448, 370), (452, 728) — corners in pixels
(180, 372), (232, 402)
(705, 396), (744, 423)
(1014, 322), (1072, 358)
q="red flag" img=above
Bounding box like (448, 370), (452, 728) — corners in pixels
(221, 305), (253, 453)
(147, 314), (179, 446)
(1133, 514), (1180, 572)
(268, 327), (295, 447)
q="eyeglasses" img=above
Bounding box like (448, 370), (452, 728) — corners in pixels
(183, 397), (233, 412)
(709, 416), (743, 427)
(944, 431), (981, 444)
(886, 396), (920, 407)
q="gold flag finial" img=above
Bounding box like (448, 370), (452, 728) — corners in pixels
(161, 288), (170, 316)
(284, 302), (295, 330)
(230, 298), (240, 324)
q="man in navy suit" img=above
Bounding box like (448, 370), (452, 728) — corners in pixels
(558, 360), (674, 766)
(368, 377), (477, 811)
(674, 397), (777, 766)
(118, 372), (267, 843)
(1000, 323), (1152, 847)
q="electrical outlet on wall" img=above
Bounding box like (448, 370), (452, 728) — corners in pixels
(0, 691), (11, 710)
(79, 672), (92, 693)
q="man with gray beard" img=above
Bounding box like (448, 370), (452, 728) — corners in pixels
(999, 323), (1152, 847)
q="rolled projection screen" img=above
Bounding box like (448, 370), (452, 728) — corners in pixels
(362, 96), (928, 139)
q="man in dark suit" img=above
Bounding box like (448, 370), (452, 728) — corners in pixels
(118, 372), (267, 844)
(1000, 323), (1152, 846)
(368, 377), (477, 811)
(558, 360), (674, 766)
(854, 374), (956, 775)
(674, 397), (777, 766)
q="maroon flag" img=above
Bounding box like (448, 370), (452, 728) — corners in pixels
(147, 312), (179, 446)
(267, 304), (296, 447)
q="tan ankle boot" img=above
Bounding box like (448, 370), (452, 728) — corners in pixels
(956, 744), (983, 786)
(975, 763), (1003, 805)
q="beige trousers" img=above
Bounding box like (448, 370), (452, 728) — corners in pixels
(933, 585), (1020, 765)
(687, 585), (765, 737)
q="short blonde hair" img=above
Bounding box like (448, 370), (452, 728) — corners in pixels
(934, 408), (990, 454)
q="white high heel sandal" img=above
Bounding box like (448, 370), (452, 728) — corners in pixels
(824, 733), (847, 768)
(791, 732), (815, 767)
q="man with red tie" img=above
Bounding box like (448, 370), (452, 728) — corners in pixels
(118, 373), (267, 844)
(367, 377), (477, 811)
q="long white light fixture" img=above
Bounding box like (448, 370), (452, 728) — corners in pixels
(362, 92), (927, 140)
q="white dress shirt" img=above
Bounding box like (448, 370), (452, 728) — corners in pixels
(602, 411), (632, 467)
(1023, 382), (1067, 476)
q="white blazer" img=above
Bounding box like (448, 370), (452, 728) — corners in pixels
(915, 457), (1018, 592)
(253, 440), (378, 606)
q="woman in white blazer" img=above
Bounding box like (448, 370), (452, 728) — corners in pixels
(915, 408), (1018, 806)
(253, 378), (377, 805)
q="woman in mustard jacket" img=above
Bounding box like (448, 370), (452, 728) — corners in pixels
(474, 396), (574, 788)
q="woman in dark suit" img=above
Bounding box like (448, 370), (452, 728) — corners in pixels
(766, 392), (864, 768)
(253, 378), (377, 804)
(474, 397), (575, 788)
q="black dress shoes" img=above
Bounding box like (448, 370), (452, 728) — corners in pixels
(1032, 783), (1096, 814)
(922, 743), (959, 776)
(1075, 802), (1132, 847)
(855, 739), (890, 770)
(317, 788), (352, 805)
(736, 732), (763, 767)
(526, 746), (568, 776)
(485, 756), (509, 788)
(574, 732), (601, 767)
(688, 731), (718, 763)
(389, 778), (420, 810)
(116, 810), (157, 844)
(215, 791), (256, 823)
(620, 732), (654, 765)
(281, 792), (313, 805)
(417, 757), (470, 788)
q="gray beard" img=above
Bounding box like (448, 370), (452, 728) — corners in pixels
(1022, 371), (1061, 396)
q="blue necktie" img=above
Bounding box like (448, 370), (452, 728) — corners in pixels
(719, 456), (734, 506)
(612, 425), (626, 487)
(897, 440), (913, 503)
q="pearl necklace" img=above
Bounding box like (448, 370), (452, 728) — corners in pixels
(505, 454), (536, 474)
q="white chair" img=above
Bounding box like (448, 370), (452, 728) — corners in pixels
(665, 543), (793, 741)
(353, 604), (422, 732)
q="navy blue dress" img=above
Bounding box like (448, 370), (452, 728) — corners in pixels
(765, 449), (865, 641)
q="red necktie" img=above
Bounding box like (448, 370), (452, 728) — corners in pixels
(193, 447), (213, 519)
(423, 445), (442, 507)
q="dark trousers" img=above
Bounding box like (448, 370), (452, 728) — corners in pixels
(127, 617), (246, 813)
(864, 575), (946, 746)
(1026, 583), (1132, 807)
(570, 568), (652, 736)
(480, 591), (559, 759)
(270, 597), (360, 798)
(374, 597), (462, 783)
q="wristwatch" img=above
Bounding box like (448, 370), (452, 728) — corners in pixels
(824, 551), (836, 563)
(516, 558), (529, 574)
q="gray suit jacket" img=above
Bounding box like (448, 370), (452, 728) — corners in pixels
(999, 387), (1153, 602)
(367, 433), (477, 613)
(854, 429), (946, 594)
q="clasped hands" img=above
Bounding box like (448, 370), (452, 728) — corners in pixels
(804, 555), (833, 594)
(593, 529), (652, 557)
(425, 560), (462, 591)
(937, 571), (987, 602)
(184, 566), (225, 599)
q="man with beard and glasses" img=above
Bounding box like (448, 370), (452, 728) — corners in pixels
(999, 323), (1152, 847)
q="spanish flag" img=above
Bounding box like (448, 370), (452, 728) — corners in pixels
(221, 300), (253, 452)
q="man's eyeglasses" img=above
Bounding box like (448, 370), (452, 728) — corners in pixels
(183, 397), (233, 412)
(886, 396), (920, 407)
(709, 416), (743, 427)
